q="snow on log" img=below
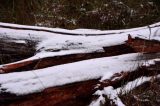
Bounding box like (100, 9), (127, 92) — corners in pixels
(0, 53), (159, 95)
(0, 55), (159, 106)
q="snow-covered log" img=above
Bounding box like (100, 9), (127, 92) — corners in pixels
(0, 55), (160, 106)
(0, 22), (160, 106)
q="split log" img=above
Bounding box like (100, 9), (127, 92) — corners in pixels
(0, 60), (160, 106)
(1, 37), (160, 73)
(0, 43), (135, 73)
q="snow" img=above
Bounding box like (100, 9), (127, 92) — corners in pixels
(116, 77), (151, 95)
(89, 90), (106, 106)
(89, 87), (125, 106)
(0, 53), (145, 95)
(141, 58), (160, 67)
(103, 87), (125, 106)
(35, 33), (126, 54)
(116, 75), (160, 95)
(0, 22), (160, 35)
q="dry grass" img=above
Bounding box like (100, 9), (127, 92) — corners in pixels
(119, 78), (160, 106)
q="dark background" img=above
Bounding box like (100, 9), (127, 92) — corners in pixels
(0, 0), (160, 30)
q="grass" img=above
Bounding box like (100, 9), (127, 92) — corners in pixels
(119, 78), (160, 106)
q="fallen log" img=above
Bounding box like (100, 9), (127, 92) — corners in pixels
(0, 59), (159, 106)
(0, 22), (160, 74)
(1, 36), (160, 73)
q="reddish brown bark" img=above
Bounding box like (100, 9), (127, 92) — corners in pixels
(126, 37), (160, 53)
